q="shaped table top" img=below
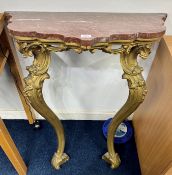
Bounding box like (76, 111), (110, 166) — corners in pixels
(6, 12), (167, 45)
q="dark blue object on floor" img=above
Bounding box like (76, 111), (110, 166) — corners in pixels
(0, 120), (141, 175)
(102, 118), (133, 144)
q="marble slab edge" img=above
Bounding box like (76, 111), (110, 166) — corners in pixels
(4, 12), (167, 46)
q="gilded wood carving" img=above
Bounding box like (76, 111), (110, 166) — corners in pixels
(16, 38), (153, 169)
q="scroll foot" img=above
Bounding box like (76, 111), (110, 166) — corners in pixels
(102, 152), (121, 169)
(51, 153), (69, 169)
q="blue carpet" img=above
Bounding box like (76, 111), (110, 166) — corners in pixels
(0, 120), (141, 175)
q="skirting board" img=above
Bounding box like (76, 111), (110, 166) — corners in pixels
(0, 110), (133, 120)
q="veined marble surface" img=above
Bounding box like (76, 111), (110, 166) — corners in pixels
(6, 12), (167, 45)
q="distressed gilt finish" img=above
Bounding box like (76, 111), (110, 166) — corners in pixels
(16, 40), (69, 169)
(16, 38), (153, 169)
(102, 42), (151, 168)
(6, 11), (166, 170)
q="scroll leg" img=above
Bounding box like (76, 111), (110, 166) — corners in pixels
(23, 47), (69, 169)
(102, 44), (151, 168)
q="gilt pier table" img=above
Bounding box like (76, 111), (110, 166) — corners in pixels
(5, 12), (167, 169)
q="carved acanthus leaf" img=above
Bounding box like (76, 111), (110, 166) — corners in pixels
(16, 39), (152, 102)
(16, 39), (152, 56)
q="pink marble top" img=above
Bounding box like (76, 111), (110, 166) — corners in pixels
(6, 12), (167, 45)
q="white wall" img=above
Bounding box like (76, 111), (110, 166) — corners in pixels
(0, 0), (170, 120)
